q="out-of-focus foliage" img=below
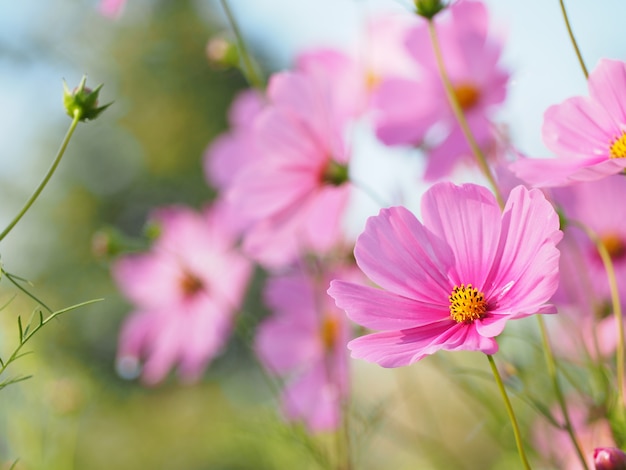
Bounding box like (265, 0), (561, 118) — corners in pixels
(0, 0), (294, 468)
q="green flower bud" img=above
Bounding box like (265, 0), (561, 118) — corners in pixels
(414, 0), (447, 19)
(206, 36), (239, 69)
(63, 75), (112, 122)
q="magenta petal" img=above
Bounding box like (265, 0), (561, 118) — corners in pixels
(588, 59), (626, 129)
(349, 322), (498, 367)
(421, 182), (501, 289)
(348, 332), (429, 368)
(372, 77), (439, 145)
(304, 185), (350, 252)
(486, 186), (561, 315)
(509, 155), (599, 187)
(113, 255), (181, 308)
(354, 206), (455, 303)
(542, 96), (615, 160)
(328, 280), (449, 330)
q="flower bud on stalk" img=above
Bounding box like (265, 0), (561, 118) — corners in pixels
(595, 447), (626, 470)
(206, 36), (239, 69)
(414, 0), (447, 19)
(63, 75), (111, 121)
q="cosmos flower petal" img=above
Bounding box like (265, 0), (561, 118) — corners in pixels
(305, 185), (351, 253)
(354, 205), (455, 303)
(348, 321), (498, 367)
(588, 59), (626, 128)
(486, 186), (562, 314)
(421, 182), (501, 289)
(328, 280), (449, 330)
(543, 96), (615, 160)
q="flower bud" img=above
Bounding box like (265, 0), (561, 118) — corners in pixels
(414, 0), (447, 19)
(206, 36), (239, 69)
(594, 447), (626, 470)
(63, 75), (112, 121)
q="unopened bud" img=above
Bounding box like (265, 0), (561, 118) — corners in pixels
(63, 75), (112, 121)
(414, 0), (447, 19)
(206, 36), (239, 69)
(594, 447), (626, 470)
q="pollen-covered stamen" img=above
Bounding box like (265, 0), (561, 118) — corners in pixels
(320, 315), (340, 351)
(609, 132), (626, 159)
(449, 284), (487, 323)
(453, 83), (481, 110)
(365, 70), (381, 91)
(601, 232), (626, 260)
(179, 270), (205, 298)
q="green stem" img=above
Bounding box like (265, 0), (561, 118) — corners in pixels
(487, 354), (532, 470)
(427, 19), (504, 209)
(219, 0), (264, 89)
(537, 316), (589, 470)
(558, 0), (589, 80)
(0, 110), (82, 242)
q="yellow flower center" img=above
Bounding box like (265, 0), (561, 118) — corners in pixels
(449, 284), (487, 323)
(179, 271), (204, 298)
(609, 132), (626, 159)
(601, 232), (626, 260)
(365, 71), (381, 91)
(320, 315), (340, 351)
(453, 83), (481, 110)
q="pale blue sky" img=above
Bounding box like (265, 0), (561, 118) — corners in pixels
(0, 0), (624, 244)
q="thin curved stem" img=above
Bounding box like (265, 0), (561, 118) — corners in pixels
(427, 19), (504, 209)
(487, 354), (532, 470)
(558, 0), (589, 80)
(0, 110), (82, 242)
(220, 0), (264, 89)
(537, 316), (589, 470)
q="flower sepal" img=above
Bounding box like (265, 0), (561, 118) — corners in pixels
(63, 75), (112, 122)
(414, 0), (447, 19)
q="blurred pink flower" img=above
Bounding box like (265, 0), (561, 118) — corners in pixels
(227, 67), (352, 268)
(534, 402), (616, 470)
(255, 269), (353, 432)
(511, 59), (626, 187)
(372, 0), (508, 180)
(554, 175), (626, 304)
(547, 176), (626, 359)
(99, 0), (126, 18)
(328, 182), (561, 367)
(113, 203), (252, 385)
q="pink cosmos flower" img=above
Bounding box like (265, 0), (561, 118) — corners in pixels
(255, 269), (352, 432)
(227, 67), (352, 268)
(328, 182), (561, 367)
(372, 0), (509, 181)
(113, 203), (252, 385)
(511, 59), (626, 187)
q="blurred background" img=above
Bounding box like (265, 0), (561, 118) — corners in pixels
(0, 0), (624, 468)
